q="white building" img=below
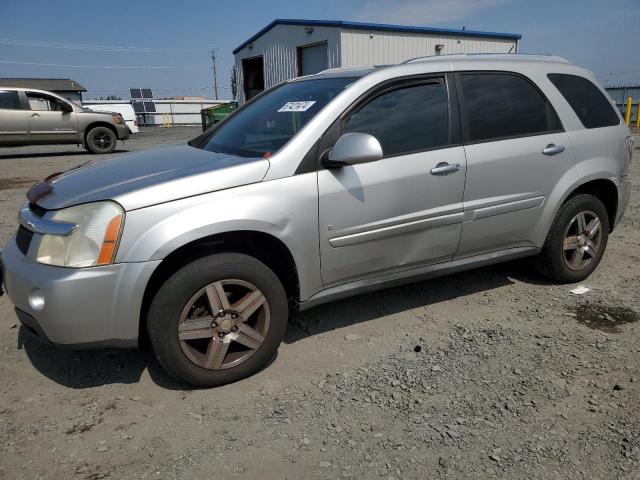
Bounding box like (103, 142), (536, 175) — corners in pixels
(233, 19), (521, 104)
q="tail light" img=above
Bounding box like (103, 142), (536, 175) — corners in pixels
(134, 119), (139, 127)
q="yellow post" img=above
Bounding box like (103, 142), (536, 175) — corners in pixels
(636, 102), (640, 128)
(624, 97), (632, 126)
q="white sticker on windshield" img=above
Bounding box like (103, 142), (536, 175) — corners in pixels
(278, 101), (316, 112)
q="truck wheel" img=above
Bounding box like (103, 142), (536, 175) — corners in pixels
(147, 253), (288, 387)
(536, 194), (609, 283)
(85, 126), (117, 154)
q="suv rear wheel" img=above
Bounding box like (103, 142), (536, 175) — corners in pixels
(536, 194), (609, 283)
(147, 253), (288, 387)
(85, 126), (117, 154)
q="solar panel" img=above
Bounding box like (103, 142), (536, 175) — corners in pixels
(132, 101), (145, 113)
(143, 101), (156, 112)
(130, 88), (142, 99)
(141, 88), (153, 99)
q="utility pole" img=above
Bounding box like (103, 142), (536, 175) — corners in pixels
(210, 48), (220, 100)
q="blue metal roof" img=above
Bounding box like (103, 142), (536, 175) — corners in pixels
(233, 19), (521, 55)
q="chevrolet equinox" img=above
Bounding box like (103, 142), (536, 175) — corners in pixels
(1, 54), (633, 387)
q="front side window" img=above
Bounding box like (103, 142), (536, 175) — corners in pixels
(0, 90), (22, 110)
(459, 73), (562, 143)
(198, 77), (354, 158)
(548, 73), (620, 129)
(342, 80), (449, 157)
(26, 92), (67, 111)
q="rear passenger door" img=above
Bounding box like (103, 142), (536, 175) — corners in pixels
(0, 90), (29, 145)
(318, 75), (467, 286)
(454, 72), (575, 258)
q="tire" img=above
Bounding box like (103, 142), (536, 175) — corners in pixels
(147, 253), (288, 387)
(85, 126), (117, 154)
(536, 194), (609, 283)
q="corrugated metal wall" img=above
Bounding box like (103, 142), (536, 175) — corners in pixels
(234, 25), (518, 104)
(235, 24), (341, 104)
(606, 84), (640, 123)
(341, 29), (517, 66)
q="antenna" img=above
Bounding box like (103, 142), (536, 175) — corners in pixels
(210, 48), (220, 100)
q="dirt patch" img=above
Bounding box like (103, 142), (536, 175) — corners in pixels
(0, 178), (36, 191)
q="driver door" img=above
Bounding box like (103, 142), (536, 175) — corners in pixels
(317, 75), (467, 286)
(26, 91), (78, 143)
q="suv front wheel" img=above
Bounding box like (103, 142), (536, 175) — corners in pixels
(536, 194), (609, 283)
(147, 253), (288, 387)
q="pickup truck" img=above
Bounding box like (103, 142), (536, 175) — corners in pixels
(0, 87), (129, 154)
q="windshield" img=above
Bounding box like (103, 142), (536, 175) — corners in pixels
(198, 77), (355, 158)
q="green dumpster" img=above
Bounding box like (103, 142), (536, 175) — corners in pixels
(200, 102), (238, 131)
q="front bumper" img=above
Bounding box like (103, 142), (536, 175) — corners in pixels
(1, 236), (160, 349)
(116, 123), (130, 140)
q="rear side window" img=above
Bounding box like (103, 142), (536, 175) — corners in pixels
(343, 80), (449, 156)
(548, 73), (620, 129)
(458, 73), (562, 143)
(0, 90), (22, 110)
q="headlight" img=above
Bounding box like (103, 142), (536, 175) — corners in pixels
(37, 201), (124, 268)
(112, 114), (123, 124)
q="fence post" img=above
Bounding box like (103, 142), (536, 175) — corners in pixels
(624, 97), (632, 126)
(636, 102), (640, 128)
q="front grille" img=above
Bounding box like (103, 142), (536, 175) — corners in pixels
(16, 225), (34, 255)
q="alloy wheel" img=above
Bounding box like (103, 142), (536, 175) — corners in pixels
(562, 210), (603, 271)
(177, 279), (270, 370)
(94, 132), (112, 150)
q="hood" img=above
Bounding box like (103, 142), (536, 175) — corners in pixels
(28, 144), (270, 211)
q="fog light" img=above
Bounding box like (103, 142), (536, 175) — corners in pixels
(28, 289), (45, 311)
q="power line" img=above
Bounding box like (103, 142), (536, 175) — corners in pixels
(0, 60), (210, 69)
(0, 38), (205, 53)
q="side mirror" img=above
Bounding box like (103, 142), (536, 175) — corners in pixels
(323, 132), (383, 168)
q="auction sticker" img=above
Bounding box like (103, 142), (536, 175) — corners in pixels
(278, 101), (316, 112)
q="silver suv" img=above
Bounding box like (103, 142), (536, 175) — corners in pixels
(1, 55), (632, 387)
(0, 87), (130, 154)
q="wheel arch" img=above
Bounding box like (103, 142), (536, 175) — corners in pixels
(563, 178), (619, 231)
(138, 230), (300, 344)
(83, 121), (118, 146)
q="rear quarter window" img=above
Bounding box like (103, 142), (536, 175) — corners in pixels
(547, 73), (620, 129)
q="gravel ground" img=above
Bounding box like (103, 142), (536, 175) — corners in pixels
(0, 128), (639, 480)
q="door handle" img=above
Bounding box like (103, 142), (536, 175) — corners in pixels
(542, 144), (565, 156)
(29, 113), (40, 118)
(430, 162), (460, 176)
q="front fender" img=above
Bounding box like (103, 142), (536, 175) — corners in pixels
(116, 174), (323, 300)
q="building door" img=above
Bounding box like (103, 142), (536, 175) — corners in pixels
(298, 43), (328, 76)
(242, 56), (265, 101)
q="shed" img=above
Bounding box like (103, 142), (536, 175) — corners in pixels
(0, 78), (87, 102)
(233, 19), (521, 104)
